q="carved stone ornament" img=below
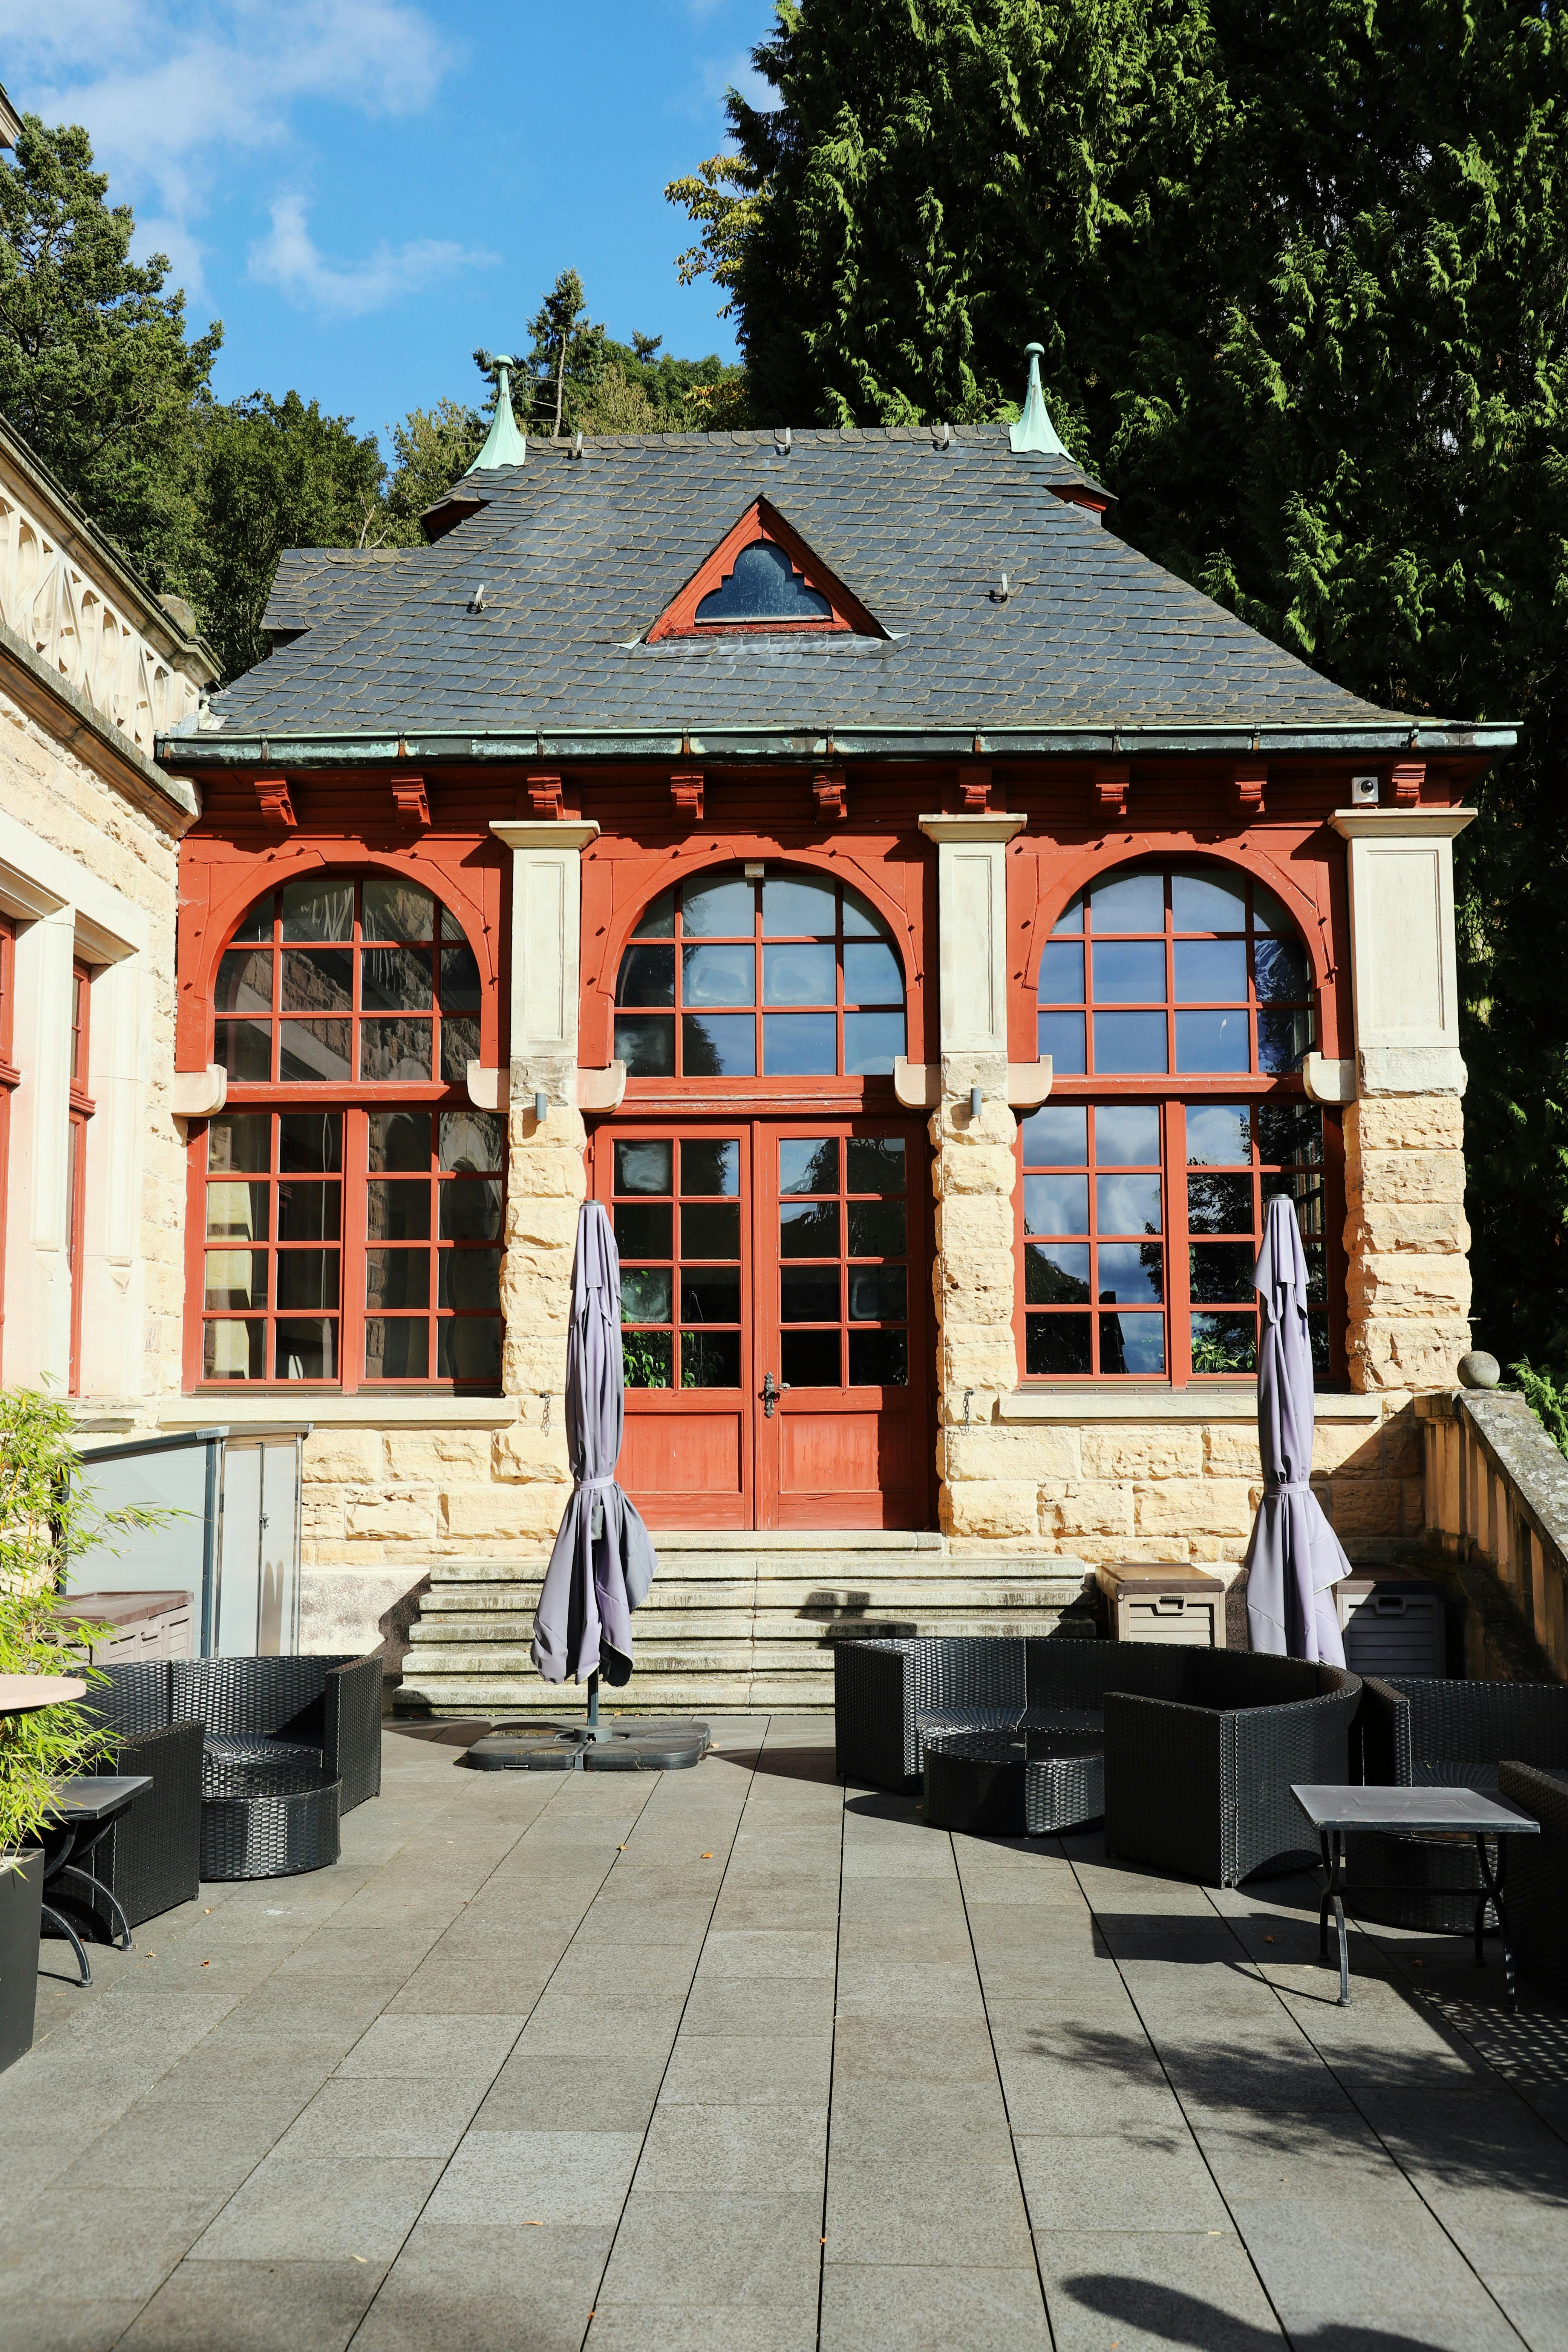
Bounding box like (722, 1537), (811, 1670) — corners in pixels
(254, 775), (296, 830)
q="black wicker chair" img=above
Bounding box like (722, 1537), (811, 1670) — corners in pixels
(1352, 1676), (1568, 1931)
(172, 1655), (383, 1814)
(1497, 1761), (1568, 2003)
(835, 1636), (1361, 1886)
(84, 1663), (202, 1929)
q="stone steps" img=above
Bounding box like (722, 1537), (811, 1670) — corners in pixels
(395, 1533), (1095, 1717)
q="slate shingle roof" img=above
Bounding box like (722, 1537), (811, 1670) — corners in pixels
(194, 427), (1432, 750)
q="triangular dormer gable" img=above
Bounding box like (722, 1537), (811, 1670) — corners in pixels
(645, 498), (884, 642)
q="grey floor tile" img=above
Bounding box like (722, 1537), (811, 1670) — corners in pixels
(585, 2306), (817, 2352)
(637, 2099), (827, 2192)
(335, 2013), (523, 2080)
(1480, 2274), (1568, 2352)
(678, 1980), (836, 2038)
(352, 2220), (611, 2352)
(658, 2035), (833, 2108)
(516, 1995), (685, 2058)
(829, 2075), (1013, 2164)
(50, 2095), (306, 2195)
(824, 2159), (1033, 2267)
(1017, 2127), (1231, 2233)
(0, 2296), (147, 2352)
(1039, 2227), (1285, 2350)
(274, 2073), (487, 2161)
(831, 2015), (998, 2084)
(423, 2127), (643, 2227)
(118, 2257), (384, 2352)
(819, 2263), (1051, 2352)
(474, 2050), (669, 2134)
(188, 2152), (445, 2263)
(3, 2188), (225, 2298)
(596, 2188), (823, 2307)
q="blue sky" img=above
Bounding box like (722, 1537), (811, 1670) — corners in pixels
(0, 0), (774, 452)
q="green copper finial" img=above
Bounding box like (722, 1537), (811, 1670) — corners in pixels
(1009, 341), (1071, 459)
(472, 354), (528, 470)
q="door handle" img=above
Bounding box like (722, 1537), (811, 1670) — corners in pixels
(761, 1372), (791, 1418)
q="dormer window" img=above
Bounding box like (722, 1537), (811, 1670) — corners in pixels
(695, 542), (833, 626)
(646, 495), (883, 641)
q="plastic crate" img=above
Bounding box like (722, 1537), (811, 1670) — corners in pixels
(1095, 1562), (1227, 1647)
(1335, 1573), (1448, 1678)
(56, 1592), (194, 1664)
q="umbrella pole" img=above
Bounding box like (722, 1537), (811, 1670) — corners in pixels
(586, 1671), (599, 1738)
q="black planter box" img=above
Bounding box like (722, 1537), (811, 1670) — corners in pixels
(0, 1848), (42, 2075)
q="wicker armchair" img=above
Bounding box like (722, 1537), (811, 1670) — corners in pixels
(173, 1655), (383, 1812)
(86, 1663), (203, 1929)
(1497, 1761), (1568, 2002)
(1352, 1676), (1568, 1931)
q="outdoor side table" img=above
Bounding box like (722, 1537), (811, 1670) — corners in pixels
(924, 1728), (1104, 1837)
(41, 1774), (152, 1986)
(1291, 1783), (1540, 2011)
(200, 1739), (341, 1881)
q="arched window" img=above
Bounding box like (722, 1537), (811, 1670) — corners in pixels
(198, 872), (503, 1390)
(1021, 862), (1329, 1382)
(613, 864), (906, 1081)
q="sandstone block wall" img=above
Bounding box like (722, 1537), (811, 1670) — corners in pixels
(1344, 1091), (1471, 1393)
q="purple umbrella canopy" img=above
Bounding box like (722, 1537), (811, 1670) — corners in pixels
(531, 1201), (657, 1687)
(1243, 1194), (1349, 1665)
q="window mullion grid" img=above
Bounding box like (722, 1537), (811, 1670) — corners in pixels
(339, 1107), (365, 1395)
(1086, 1104), (1101, 1377)
(1167, 1101), (1191, 1385)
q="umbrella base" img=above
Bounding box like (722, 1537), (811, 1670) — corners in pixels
(463, 1719), (710, 1773)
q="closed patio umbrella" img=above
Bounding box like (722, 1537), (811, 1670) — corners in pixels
(531, 1200), (656, 1727)
(1243, 1194), (1349, 1665)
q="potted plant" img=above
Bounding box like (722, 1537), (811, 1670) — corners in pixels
(0, 1391), (159, 2072)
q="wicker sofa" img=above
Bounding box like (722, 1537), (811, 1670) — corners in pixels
(835, 1635), (1362, 1887)
(1497, 1761), (1568, 2002)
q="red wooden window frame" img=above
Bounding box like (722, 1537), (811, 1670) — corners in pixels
(0, 913), (16, 1368)
(644, 499), (882, 640)
(67, 958), (94, 1396)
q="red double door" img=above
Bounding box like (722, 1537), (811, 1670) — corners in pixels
(593, 1116), (930, 1529)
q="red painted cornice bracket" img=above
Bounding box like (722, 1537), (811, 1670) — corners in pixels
(527, 771), (565, 820)
(959, 760), (992, 811)
(1389, 760), (1425, 806)
(254, 775), (296, 830)
(1232, 764), (1266, 818)
(1093, 762), (1129, 819)
(391, 773), (430, 828)
(671, 768), (704, 821)
(813, 767), (847, 822)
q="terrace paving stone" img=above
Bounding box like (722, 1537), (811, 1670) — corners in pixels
(118, 2258), (385, 2352)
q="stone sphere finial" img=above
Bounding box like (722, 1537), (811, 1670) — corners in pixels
(1458, 1350), (1501, 1390)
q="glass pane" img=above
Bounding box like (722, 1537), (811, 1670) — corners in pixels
(439, 1111), (505, 1171)
(781, 1269), (840, 1321)
(682, 1014), (754, 1076)
(366, 1249), (429, 1309)
(1175, 1011), (1249, 1073)
(615, 1014), (674, 1076)
(764, 1014), (837, 1075)
(1096, 1173), (1161, 1233)
(841, 885), (881, 939)
(215, 1020), (272, 1082)
(763, 872), (836, 935)
(682, 872), (754, 936)
(617, 1140), (672, 1194)
(622, 1268), (672, 1322)
(1190, 1242), (1257, 1304)
(280, 1113), (341, 1171)
(680, 1139), (739, 1195)
(1024, 1244), (1091, 1303)
(1254, 936), (1309, 1001)
(681, 1330), (741, 1387)
(1095, 1106), (1160, 1166)
(1090, 871), (1163, 931)
(1097, 1242), (1163, 1306)
(848, 1267), (906, 1320)
(623, 1330), (673, 1387)
(216, 948), (272, 1012)
(683, 945), (753, 1006)
(1188, 1171), (1254, 1234)
(846, 1137), (905, 1194)
(439, 1250), (501, 1311)
(362, 945), (433, 1011)
(1191, 1310), (1256, 1374)
(1093, 941), (1165, 1002)
(843, 941), (902, 1003)
(1174, 941), (1246, 1003)
(780, 1201), (840, 1257)
(848, 1199), (905, 1256)
(1100, 1312), (1165, 1375)
(367, 1179), (430, 1242)
(1051, 893), (1084, 936)
(781, 1328), (841, 1385)
(441, 1180), (502, 1242)
(844, 1010), (904, 1073)
(207, 1181), (268, 1242)
(681, 1203), (740, 1259)
(360, 1018), (433, 1081)
(363, 878), (435, 940)
(1020, 1106), (1087, 1166)
(1258, 1005), (1314, 1072)
(204, 1320), (265, 1380)
(440, 941), (481, 1010)
(440, 1017), (481, 1084)
(634, 888), (675, 939)
(1026, 1315), (1092, 1375)
(209, 1113), (270, 1173)
(848, 1329), (908, 1386)
(364, 1318), (428, 1380)
(1171, 868), (1246, 930)
(617, 945), (675, 1006)
(1308, 1314), (1330, 1377)
(1251, 882), (1292, 935)
(280, 876), (352, 941)
(616, 1202), (672, 1257)
(1094, 1011), (1168, 1073)
(1187, 1104), (1251, 1165)
(274, 1318), (337, 1380)
(368, 1111), (429, 1172)
(1039, 941), (1084, 1004)
(1024, 1174), (1088, 1235)
(680, 1272), (741, 1322)
(276, 1250), (339, 1310)
(780, 1138), (839, 1194)
(764, 943), (835, 1005)
(277, 1182), (341, 1242)
(279, 1019), (352, 1083)
(1039, 1011), (1086, 1073)
(1257, 1102), (1321, 1167)
(204, 1251), (267, 1311)
(232, 895), (274, 943)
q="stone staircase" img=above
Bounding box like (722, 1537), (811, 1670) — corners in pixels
(394, 1532), (1096, 1718)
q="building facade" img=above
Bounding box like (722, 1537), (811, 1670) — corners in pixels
(156, 400), (1511, 1705)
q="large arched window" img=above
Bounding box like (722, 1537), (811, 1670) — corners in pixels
(1021, 862), (1330, 1382)
(197, 872), (503, 1390)
(613, 864), (906, 1080)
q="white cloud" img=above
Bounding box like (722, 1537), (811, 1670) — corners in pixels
(681, 47), (781, 122)
(247, 192), (496, 318)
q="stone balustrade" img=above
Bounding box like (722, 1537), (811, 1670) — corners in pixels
(1418, 1388), (1568, 1678)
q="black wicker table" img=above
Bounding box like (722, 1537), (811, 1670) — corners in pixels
(923, 1728), (1104, 1837)
(41, 1775), (151, 1985)
(1292, 1783), (1541, 2011)
(200, 1739), (341, 1880)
